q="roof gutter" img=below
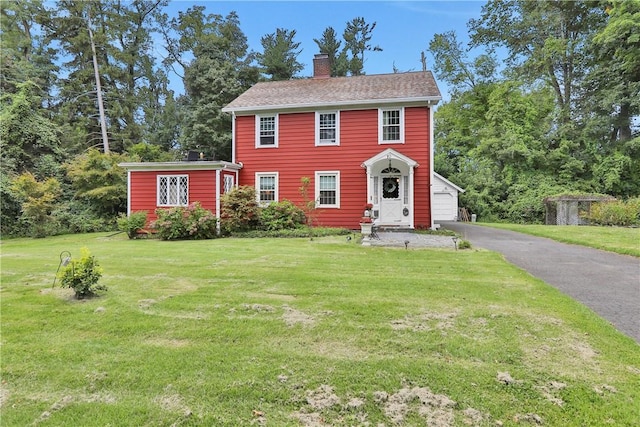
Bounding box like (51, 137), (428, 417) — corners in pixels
(118, 161), (243, 172)
(222, 96), (442, 115)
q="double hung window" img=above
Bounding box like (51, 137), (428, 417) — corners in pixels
(315, 171), (340, 208)
(379, 108), (404, 144)
(256, 115), (278, 147)
(316, 111), (339, 146)
(256, 173), (278, 204)
(158, 175), (188, 206)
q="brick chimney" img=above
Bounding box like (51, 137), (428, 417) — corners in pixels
(313, 53), (331, 79)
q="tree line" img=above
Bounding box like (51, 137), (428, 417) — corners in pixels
(429, 0), (639, 222)
(0, 0), (382, 236)
(1, 0), (638, 237)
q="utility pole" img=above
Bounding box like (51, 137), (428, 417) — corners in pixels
(87, 11), (110, 154)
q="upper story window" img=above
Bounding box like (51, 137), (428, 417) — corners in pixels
(256, 114), (278, 147)
(256, 172), (278, 204)
(158, 175), (188, 206)
(379, 108), (404, 144)
(315, 171), (340, 208)
(316, 111), (340, 146)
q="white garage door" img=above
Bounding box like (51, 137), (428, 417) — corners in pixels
(433, 193), (456, 221)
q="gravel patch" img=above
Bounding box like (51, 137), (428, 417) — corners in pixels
(369, 232), (458, 249)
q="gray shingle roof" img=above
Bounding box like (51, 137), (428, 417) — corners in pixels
(222, 71), (441, 113)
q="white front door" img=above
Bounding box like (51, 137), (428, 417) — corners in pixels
(379, 175), (404, 224)
(364, 149), (417, 229)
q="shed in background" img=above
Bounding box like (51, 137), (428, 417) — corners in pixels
(432, 172), (465, 222)
(544, 194), (615, 225)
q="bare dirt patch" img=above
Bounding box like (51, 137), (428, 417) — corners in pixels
(593, 384), (618, 395)
(290, 411), (327, 427)
(33, 393), (116, 425)
(521, 330), (602, 380)
(292, 384), (487, 426)
(536, 381), (567, 406)
(626, 365), (640, 375)
(242, 303), (276, 313)
(306, 385), (341, 410)
(514, 413), (543, 424)
(290, 385), (341, 427)
(155, 386), (192, 417)
(282, 305), (316, 327)
(39, 287), (76, 301)
(390, 311), (458, 333)
(138, 298), (157, 309)
(496, 371), (522, 386)
(462, 407), (487, 425)
(35, 395), (74, 424)
(0, 381), (9, 408)
(381, 386), (457, 425)
(569, 340), (598, 360)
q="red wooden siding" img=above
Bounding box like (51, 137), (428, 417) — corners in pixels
(129, 170), (217, 224)
(234, 106), (432, 228)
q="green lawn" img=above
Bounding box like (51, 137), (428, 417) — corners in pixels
(1, 233), (639, 426)
(478, 223), (640, 257)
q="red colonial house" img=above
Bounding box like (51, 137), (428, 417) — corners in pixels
(224, 54), (442, 229)
(120, 54), (442, 230)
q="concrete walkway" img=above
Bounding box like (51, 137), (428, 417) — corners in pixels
(441, 222), (640, 343)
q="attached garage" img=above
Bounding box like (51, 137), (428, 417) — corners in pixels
(432, 172), (465, 222)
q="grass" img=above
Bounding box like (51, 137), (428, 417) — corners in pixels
(1, 232), (639, 426)
(477, 223), (640, 257)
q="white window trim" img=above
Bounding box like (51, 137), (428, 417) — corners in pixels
(315, 111), (340, 146)
(157, 175), (189, 207)
(315, 171), (340, 208)
(255, 172), (279, 205)
(378, 107), (405, 144)
(255, 114), (278, 148)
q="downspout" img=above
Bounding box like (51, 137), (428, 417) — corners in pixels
(429, 105), (435, 230)
(231, 112), (237, 164)
(409, 167), (415, 229)
(126, 170), (131, 216)
(215, 169), (221, 235)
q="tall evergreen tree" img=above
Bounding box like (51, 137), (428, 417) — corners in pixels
(43, 0), (169, 153)
(342, 17), (382, 76)
(256, 28), (303, 80)
(313, 27), (348, 77)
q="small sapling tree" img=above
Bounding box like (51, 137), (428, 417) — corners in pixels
(57, 248), (106, 299)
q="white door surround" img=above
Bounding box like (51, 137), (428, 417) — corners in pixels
(362, 149), (419, 228)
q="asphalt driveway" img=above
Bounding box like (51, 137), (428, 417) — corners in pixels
(441, 222), (640, 343)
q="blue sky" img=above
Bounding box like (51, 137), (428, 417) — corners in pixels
(165, 1), (488, 99)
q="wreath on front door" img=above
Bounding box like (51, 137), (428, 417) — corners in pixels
(384, 179), (397, 193)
